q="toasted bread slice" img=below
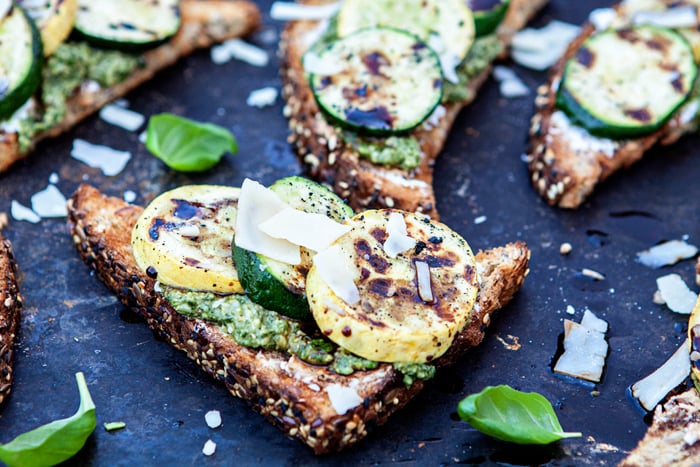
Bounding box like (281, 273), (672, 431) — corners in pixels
(527, 6), (699, 209)
(619, 388), (700, 467)
(280, 0), (548, 219)
(0, 0), (261, 174)
(67, 183), (530, 454)
(0, 232), (22, 405)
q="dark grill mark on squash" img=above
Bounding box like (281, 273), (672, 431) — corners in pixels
(624, 108), (652, 122)
(576, 47), (594, 68)
(345, 107), (394, 131)
(171, 199), (200, 219)
(363, 51), (390, 76)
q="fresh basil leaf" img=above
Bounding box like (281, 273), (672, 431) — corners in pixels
(0, 372), (96, 467)
(457, 385), (582, 445)
(145, 113), (238, 172)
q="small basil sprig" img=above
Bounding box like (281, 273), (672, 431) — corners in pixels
(0, 372), (96, 467)
(145, 113), (238, 172)
(457, 385), (582, 445)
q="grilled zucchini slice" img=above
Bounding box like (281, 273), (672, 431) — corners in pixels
(233, 176), (354, 320)
(556, 25), (697, 138)
(19, 0), (77, 56)
(0, 5), (42, 120)
(74, 0), (180, 51)
(468, 0), (510, 37)
(310, 27), (443, 135)
(337, 0), (474, 61)
(131, 185), (243, 294)
(306, 209), (479, 363)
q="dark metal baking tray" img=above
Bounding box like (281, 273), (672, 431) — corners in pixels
(1, 0), (698, 464)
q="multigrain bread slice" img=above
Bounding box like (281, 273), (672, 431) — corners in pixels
(0, 0), (261, 174)
(280, 0), (548, 219)
(527, 4), (700, 209)
(0, 232), (22, 405)
(618, 388), (700, 467)
(67, 183), (530, 454)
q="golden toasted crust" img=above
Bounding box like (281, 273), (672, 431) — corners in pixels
(527, 19), (697, 209)
(67, 183), (530, 453)
(280, 0), (548, 219)
(0, 233), (22, 405)
(619, 388), (700, 467)
(0, 0), (261, 173)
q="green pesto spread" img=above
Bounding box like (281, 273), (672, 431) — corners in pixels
(164, 287), (434, 385)
(11, 42), (142, 152)
(443, 34), (503, 103)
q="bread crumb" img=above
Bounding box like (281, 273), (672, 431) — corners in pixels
(560, 242), (572, 255)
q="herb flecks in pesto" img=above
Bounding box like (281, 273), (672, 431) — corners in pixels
(443, 34), (503, 103)
(164, 286), (433, 385)
(353, 134), (422, 169)
(12, 42), (142, 152)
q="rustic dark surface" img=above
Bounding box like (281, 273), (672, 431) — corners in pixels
(1, 0), (698, 465)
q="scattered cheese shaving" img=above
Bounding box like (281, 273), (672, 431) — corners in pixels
(415, 261), (433, 303)
(511, 21), (581, 70)
(492, 65), (530, 98)
(302, 51), (346, 75)
(48, 172), (59, 184)
(630, 338), (690, 411)
(10, 200), (40, 224)
(637, 240), (699, 268)
(554, 310), (608, 383)
(326, 383), (363, 415)
(270, 1), (341, 20)
(633, 5), (698, 28)
(383, 212), (416, 258)
(211, 39), (269, 67)
(549, 110), (619, 158)
(0, 98), (35, 133)
(656, 274), (697, 314)
(234, 179), (300, 265)
(205, 410), (222, 429)
(246, 86), (279, 108)
(31, 184), (67, 218)
(313, 245), (360, 305)
(0, 0), (12, 18)
(202, 439), (217, 456)
(71, 139), (131, 176)
(474, 215), (487, 225)
(259, 207), (350, 252)
(588, 8), (616, 30)
(428, 34), (460, 84)
(99, 104), (145, 131)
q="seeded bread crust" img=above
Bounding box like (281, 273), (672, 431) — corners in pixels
(0, 0), (261, 174)
(67, 183), (530, 454)
(0, 233), (22, 405)
(618, 388), (700, 467)
(280, 0), (549, 219)
(527, 17), (697, 209)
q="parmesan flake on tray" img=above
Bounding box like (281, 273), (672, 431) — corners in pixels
(71, 139), (131, 176)
(637, 239), (699, 268)
(31, 184), (67, 218)
(553, 309), (609, 383)
(270, 1), (341, 21)
(511, 20), (581, 70)
(211, 39), (269, 67)
(655, 274), (697, 314)
(99, 104), (145, 131)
